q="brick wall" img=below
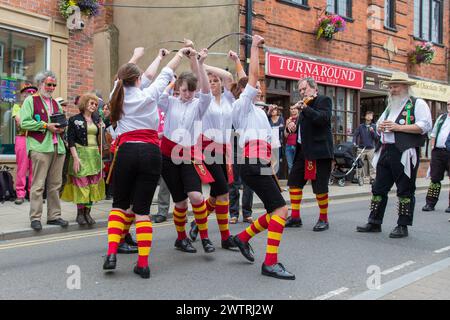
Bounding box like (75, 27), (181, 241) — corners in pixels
(0, 0), (96, 116)
(239, 0), (449, 83)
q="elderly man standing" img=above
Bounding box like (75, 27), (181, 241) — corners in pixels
(20, 71), (68, 231)
(357, 72), (432, 238)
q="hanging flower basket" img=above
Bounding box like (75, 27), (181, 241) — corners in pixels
(409, 42), (436, 65)
(59, 0), (102, 19)
(316, 13), (346, 41)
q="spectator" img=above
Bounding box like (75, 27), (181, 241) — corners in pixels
(284, 105), (299, 174)
(267, 106), (284, 175)
(12, 83), (38, 205)
(353, 111), (378, 184)
(61, 93), (105, 225)
(56, 97), (70, 196)
(19, 70), (68, 231)
(229, 127), (254, 224)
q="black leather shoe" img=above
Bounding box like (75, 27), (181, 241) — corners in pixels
(125, 233), (138, 247)
(133, 265), (150, 279)
(446, 207), (450, 213)
(117, 242), (138, 254)
(189, 221), (199, 242)
(103, 254), (117, 270)
(221, 236), (238, 250)
(47, 218), (69, 227)
(261, 263), (295, 280)
(389, 225), (408, 238)
(174, 238), (197, 253)
(422, 204), (435, 212)
(201, 238), (215, 253)
(285, 216), (303, 228)
(313, 220), (329, 232)
(356, 223), (382, 233)
(31, 220), (42, 231)
(231, 235), (254, 262)
(152, 214), (167, 223)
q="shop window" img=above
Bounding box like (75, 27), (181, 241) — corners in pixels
(0, 27), (47, 155)
(414, 0), (443, 44)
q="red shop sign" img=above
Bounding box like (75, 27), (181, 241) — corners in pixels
(266, 53), (364, 90)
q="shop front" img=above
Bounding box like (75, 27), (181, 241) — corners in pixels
(265, 51), (364, 144)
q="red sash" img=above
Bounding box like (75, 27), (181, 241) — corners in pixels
(244, 139), (272, 162)
(161, 136), (215, 184)
(200, 134), (234, 184)
(117, 129), (159, 148)
(304, 160), (317, 180)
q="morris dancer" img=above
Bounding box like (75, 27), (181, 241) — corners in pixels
(103, 46), (186, 279)
(357, 72), (432, 238)
(231, 35), (295, 280)
(159, 47), (215, 254)
(285, 78), (333, 232)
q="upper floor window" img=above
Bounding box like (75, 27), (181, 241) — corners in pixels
(327, 0), (352, 18)
(277, 0), (308, 8)
(384, 0), (396, 29)
(414, 0), (443, 44)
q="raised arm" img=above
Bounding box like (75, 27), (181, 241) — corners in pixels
(248, 35), (264, 88)
(229, 50), (246, 80)
(204, 64), (234, 90)
(143, 48), (170, 81)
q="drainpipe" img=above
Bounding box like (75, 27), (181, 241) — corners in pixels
(244, 0), (253, 73)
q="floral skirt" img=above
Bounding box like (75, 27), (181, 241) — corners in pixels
(61, 145), (105, 204)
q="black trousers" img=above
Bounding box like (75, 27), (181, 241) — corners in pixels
(429, 148), (450, 183)
(287, 144), (332, 194)
(369, 144), (419, 226)
(113, 143), (161, 215)
(229, 163), (254, 218)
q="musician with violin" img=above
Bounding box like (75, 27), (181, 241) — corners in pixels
(285, 77), (333, 232)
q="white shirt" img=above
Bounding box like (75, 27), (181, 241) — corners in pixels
(431, 114), (450, 148)
(232, 84), (277, 148)
(112, 67), (174, 136)
(159, 92), (213, 147)
(373, 97), (432, 178)
(202, 89), (235, 144)
(376, 97), (432, 144)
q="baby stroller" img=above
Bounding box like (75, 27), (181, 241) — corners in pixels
(329, 142), (365, 187)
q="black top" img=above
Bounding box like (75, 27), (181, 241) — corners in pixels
(67, 113), (101, 148)
(296, 95), (334, 160)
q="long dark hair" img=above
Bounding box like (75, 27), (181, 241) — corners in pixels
(230, 77), (248, 99)
(110, 63), (141, 123)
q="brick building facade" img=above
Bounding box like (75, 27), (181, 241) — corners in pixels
(237, 0), (450, 177)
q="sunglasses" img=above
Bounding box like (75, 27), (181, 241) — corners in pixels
(89, 101), (99, 106)
(45, 83), (57, 88)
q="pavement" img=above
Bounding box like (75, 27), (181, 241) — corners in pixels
(1, 177), (449, 300)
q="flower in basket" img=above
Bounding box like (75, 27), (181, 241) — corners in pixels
(409, 42), (436, 65)
(316, 13), (346, 41)
(59, 0), (102, 19)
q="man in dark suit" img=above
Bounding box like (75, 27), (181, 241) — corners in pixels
(284, 77), (333, 231)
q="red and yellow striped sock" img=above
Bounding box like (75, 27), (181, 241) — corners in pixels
(264, 215), (286, 266)
(237, 213), (271, 243)
(192, 200), (209, 240)
(136, 220), (153, 268)
(173, 206), (188, 240)
(289, 187), (302, 219)
(119, 212), (135, 244)
(107, 209), (127, 255)
(215, 200), (231, 241)
(317, 193), (329, 222)
(206, 197), (216, 216)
